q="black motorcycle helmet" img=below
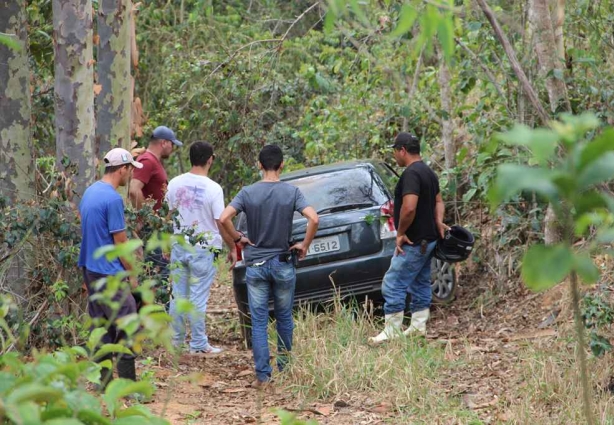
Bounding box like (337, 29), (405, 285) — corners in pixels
(434, 225), (475, 263)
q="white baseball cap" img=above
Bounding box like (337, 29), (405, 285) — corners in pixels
(103, 148), (143, 169)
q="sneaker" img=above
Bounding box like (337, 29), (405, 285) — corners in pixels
(189, 345), (224, 355)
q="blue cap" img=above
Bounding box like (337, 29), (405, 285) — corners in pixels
(152, 126), (182, 146)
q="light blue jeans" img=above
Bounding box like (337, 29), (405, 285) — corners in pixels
(169, 243), (217, 351)
(246, 257), (296, 382)
(382, 241), (436, 315)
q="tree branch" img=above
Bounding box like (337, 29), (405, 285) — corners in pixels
(476, 0), (550, 124)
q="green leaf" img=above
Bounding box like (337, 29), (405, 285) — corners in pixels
(104, 379), (155, 416)
(577, 151), (614, 189)
(573, 253), (599, 284)
(77, 409), (111, 425)
(7, 383), (63, 404)
(87, 328), (108, 353)
(349, 0), (369, 26)
(94, 239), (143, 261)
(94, 344), (133, 360)
(0, 33), (22, 51)
(44, 419), (85, 425)
(573, 190), (608, 216)
(521, 244), (573, 291)
(323, 10), (336, 33)
(497, 125), (559, 163)
(391, 4), (418, 38)
(488, 164), (559, 208)
(577, 128), (614, 172)
(437, 14), (454, 62)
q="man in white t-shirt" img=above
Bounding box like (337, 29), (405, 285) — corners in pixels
(165, 141), (237, 354)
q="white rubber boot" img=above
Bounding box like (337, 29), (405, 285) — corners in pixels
(403, 309), (430, 336)
(368, 312), (404, 344)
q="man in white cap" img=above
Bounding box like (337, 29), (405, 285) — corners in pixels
(79, 148), (143, 389)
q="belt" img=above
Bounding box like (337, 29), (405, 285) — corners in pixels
(250, 252), (294, 267)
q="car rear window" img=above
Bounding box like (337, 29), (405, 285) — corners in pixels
(286, 166), (390, 212)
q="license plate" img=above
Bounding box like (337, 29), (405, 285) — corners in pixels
(307, 235), (341, 256)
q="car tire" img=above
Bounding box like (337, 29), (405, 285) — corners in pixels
(431, 258), (456, 304)
(238, 309), (252, 349)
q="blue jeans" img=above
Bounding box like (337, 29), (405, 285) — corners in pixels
(246, 257), (296, 382)
(169, 243), (217, 350)
(382, 241), (436, 315)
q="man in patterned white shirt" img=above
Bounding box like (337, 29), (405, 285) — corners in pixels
(165, 141), (236, 354)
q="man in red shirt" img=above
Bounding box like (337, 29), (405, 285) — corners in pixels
(129, 126), (182, 302)
(129, 126), (182, 210)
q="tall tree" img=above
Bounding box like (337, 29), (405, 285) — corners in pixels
(529, 0), (571, 113)
(96, 0), (132, 156)
(53, 0), (96, 198)
(0, 0), (33, 201)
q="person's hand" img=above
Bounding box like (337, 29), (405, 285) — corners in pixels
(395, 234), (411, 256)
(162, 251), (170, 261)
(436, 222), (450, 239)
(129, 276), (139, 290)
(227, 249), (238, 270)
(290, 242), (308, 259)
(237, 235), (254, 249)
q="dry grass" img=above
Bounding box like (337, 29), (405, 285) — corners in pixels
(505, 333), (614, 424)
(266, 298), (614, 424)
(276, 301), (482, 424)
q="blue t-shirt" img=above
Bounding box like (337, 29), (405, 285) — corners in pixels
(78, 181), (126, 275)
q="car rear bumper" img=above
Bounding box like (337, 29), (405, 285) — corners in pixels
(232, 239), (395, 313)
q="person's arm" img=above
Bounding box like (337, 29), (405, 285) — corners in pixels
(129, 179), (145, 209)
(395, 170), (420, 255)
(290, 206), (319, 259)
(219, 205), (252, 248)
(108, 197), (139, 288)
(434, 192), (449, 239)
(397, 194), (418, 237)
(216, 219), (237, 269)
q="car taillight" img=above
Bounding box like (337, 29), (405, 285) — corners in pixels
(380, 200), (396, 239)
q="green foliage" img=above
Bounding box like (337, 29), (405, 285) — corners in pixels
(490, 113), (614, 292)
(0, 296), (169, 424)
(275, 409), (319, 425)
(582, 293), (614, 357)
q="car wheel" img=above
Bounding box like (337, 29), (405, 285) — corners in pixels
(431, 258), (456, 304)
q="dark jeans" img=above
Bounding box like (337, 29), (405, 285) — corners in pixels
(245, 257), (296, 382)
(83, 268), (137, 360)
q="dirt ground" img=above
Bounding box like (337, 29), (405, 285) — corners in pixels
(145, 275), (563, 424)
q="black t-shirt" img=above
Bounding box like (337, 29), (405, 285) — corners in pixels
(393, 161), (440, 243)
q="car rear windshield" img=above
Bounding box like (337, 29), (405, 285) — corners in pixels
(286, 166), (390, 213)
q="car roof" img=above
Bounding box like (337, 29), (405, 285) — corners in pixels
(280, 159), (385, 181)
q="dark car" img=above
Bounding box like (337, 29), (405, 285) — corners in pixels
(232, 160), (455, 346)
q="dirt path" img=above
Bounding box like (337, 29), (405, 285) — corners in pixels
(146, 278), (560, 424)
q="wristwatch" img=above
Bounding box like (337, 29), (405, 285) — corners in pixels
(234, 233), (244, 243)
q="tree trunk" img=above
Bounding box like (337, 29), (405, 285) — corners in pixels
(438, 49), (455, 170)
(0, 0), (33, 201)
(53, 0), (96, 199)
(476, 0), (550, 124)
(529, 0), (571, 113)
(553, 0), (565, 64)
(96, 0), (132, 156)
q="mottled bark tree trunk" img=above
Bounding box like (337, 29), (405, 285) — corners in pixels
(96, 0), (132, 156)
(53, 0), (96, 199)
(530, 0), (570, 244)
(0, 0), (33, 201)
(529, 0), (571, 113)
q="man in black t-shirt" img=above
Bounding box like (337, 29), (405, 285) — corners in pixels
(369, 132), (447, 344)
